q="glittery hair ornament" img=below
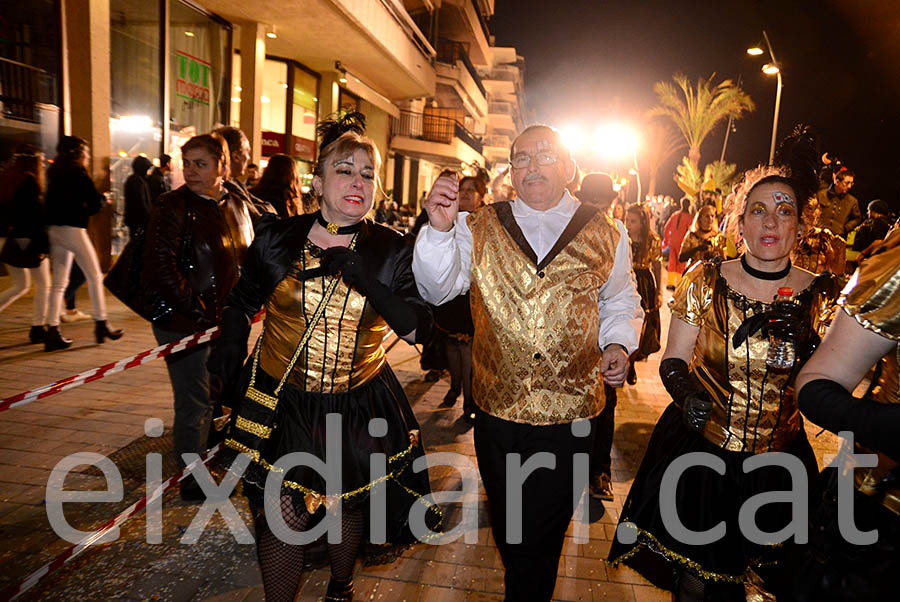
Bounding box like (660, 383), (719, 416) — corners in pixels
(772, 124), (819, 206)
(316, 111), (367, 151)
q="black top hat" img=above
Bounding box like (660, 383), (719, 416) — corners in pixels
(576, 172), (617, 204)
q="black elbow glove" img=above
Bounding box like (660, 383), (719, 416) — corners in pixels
(659, 357), (713, 432)
(207, 306), (251, 402)
(798, 378), (900, 460)
(321, 247), (418, 336)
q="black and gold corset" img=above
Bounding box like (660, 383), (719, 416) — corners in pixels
(257, 241), (388, 393)
(670, 260), (838, 452)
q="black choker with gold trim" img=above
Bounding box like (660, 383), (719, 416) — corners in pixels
(316, 212), (363, 235)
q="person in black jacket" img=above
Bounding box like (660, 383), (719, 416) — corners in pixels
(0, 146), (51, 343)
(146, 154), (171, 205)
(123, 155), (153, 237)
(44, 136), (123, 350)
(143, 133), (255, 502)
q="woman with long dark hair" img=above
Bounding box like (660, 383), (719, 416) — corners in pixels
(0, 146), (50, 343)
(623, 203), (662, 385)
(44, 136), (122, 350)
(609, 127), (838, 601)
(208, 113), (441, 602)
(678, 203), (725, 271)
(250, 153), (304, 218)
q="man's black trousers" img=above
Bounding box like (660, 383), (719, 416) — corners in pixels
(474, 408), (594, 601)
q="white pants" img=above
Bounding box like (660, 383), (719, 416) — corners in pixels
(47, 225), (107, 326)
(0, 243), (50, 325)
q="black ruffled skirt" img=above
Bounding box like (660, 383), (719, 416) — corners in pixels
(608, 403), (817, 591)
(222, 363), (442, 563)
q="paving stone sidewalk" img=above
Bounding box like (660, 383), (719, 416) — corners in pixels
(0, 277), (839, 601)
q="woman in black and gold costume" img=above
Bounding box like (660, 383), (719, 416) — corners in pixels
(624, 203), (662, 385)
(789, 230), (900, 601)
(208, 114), (440, 602)
(609, 128), (838, 601)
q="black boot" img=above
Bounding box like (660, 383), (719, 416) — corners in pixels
(324, 577), (354, 601)
(29, 325), (47, 344)
(44, 326), (72, 351)
(95, 320), (124, 343)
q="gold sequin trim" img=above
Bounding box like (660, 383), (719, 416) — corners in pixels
(606, 524), (779, 583)
(228, 434), (416, 495)
(245, 385), (278, 410)
(235, 416), (272, 439)
(224, 438), (260, 463)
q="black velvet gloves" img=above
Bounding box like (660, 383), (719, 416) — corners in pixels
(207, 305), (251, 402)
(798, 378), (900, 461)
(659, 357), (713, 432)
(321, 246), (418, 337)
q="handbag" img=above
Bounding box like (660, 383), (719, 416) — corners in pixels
(104, 199), (194, 323)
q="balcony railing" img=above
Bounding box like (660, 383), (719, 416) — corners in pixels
(391, 110), (483, 155)
(435, 39), (487, 98)
(0, 57), (57, 123)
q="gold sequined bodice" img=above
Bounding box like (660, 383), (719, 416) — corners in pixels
(670, 261), (836, 452)
(257, 243), (388, 392)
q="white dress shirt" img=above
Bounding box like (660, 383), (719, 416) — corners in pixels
(413, 191), (643, 354)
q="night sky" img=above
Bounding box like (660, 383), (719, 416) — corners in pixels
(490, 0), (900, 208)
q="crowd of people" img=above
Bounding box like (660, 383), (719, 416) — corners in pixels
(1, 112), (898, 602)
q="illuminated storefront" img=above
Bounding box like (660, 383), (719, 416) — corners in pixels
(231, 54), (319, 186)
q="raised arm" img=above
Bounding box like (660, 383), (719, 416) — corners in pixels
(412, 174), (472, 304)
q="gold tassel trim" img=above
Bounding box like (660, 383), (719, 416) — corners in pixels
(235, 416), (272, 439)
(225, 431), (422, 500)
(606, 523), (779, 584)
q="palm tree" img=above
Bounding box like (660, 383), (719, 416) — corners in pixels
(649, 73), (755, 169)
(641, 120), (687, 198)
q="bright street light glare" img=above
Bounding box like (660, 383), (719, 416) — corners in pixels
(762, 63), (780, 75)
(746, 46), (764, 56)
(558, 125), (585, 153)
(594, 123), (639, 160)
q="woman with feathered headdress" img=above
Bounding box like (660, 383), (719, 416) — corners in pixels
(208, 111), (441, 601)
(609, 126), (839, 600)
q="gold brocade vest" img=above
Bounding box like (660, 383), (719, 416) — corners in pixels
(840, 238), (900, 515)
(257, 243), (388, 393)
(467, 204), (618, 425)
(670, 260), (836, 452)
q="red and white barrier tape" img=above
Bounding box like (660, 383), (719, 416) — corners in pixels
(0, 312), (263, 414)
(0, 443), (223, 602)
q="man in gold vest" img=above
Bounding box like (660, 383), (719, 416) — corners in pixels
(413, 125), (642, 600)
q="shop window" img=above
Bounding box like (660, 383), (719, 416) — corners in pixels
(291, 65), (318, 167)
(169, 0), (231, 165)
(109, 0), (162, 250)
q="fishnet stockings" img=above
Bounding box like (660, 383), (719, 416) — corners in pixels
(253, 496), (365, 601)
(255, 495), (310, 602)
(327, 506), (364, 581)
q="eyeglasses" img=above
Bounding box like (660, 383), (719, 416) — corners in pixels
(509, 150), (558, 169)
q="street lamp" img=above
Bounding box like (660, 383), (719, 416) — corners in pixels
(747, 30), (782, 165)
